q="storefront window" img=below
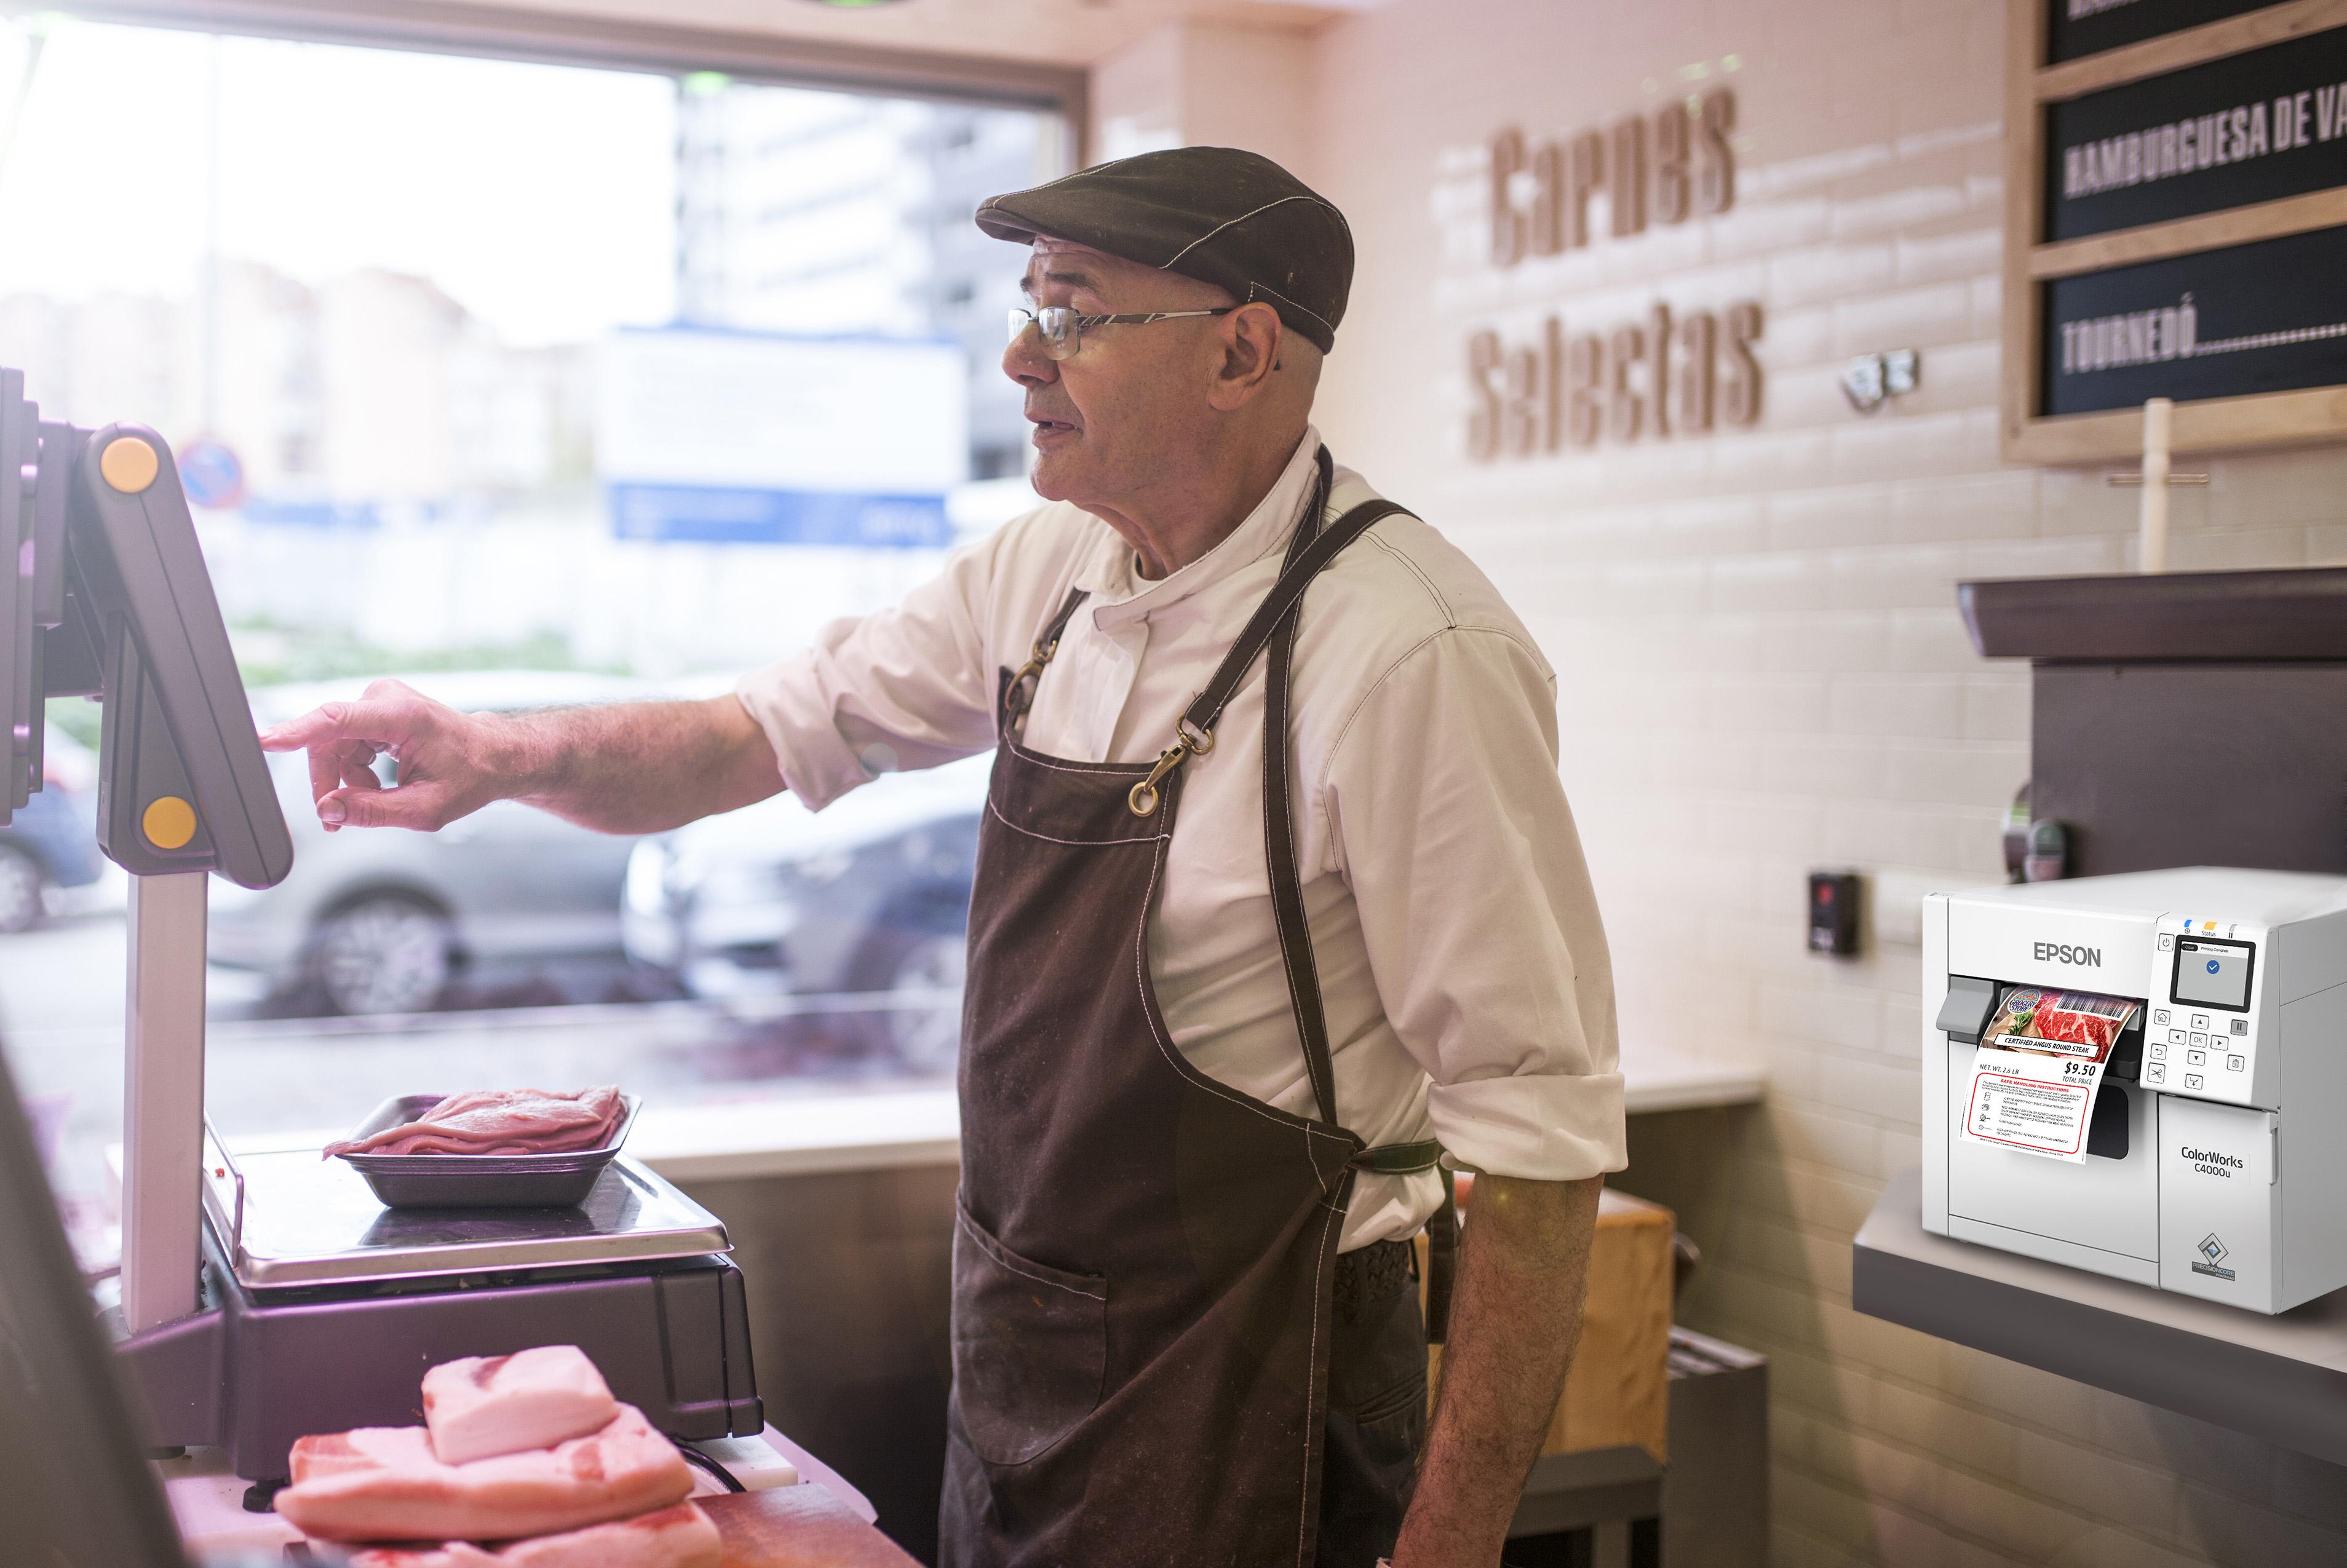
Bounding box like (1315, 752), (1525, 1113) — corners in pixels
(0, 17), (1060, 1262)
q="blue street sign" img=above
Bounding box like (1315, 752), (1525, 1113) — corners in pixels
(177, 438), (246, 510)
(242, 496), (381, 531)
(607, 483), (952, 548)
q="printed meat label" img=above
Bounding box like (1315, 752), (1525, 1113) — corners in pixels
(1961, 987), (2140, 1163)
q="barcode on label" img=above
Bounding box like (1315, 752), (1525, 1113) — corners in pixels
(2052, 992), (2132, 1018)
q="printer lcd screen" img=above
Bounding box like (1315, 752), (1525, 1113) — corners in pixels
(2173, 936), (2255, 1012)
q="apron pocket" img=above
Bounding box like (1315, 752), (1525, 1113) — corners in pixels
(951, 1203), (1109, 1467)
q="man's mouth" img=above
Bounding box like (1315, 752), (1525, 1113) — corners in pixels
(1027, 412), (1080, 437)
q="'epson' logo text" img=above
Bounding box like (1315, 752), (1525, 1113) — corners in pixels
(2035, 941), (2102, 967)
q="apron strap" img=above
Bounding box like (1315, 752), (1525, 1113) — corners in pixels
(1261, 448), (1415, 1130)
(1185, 449), (1414, 746)
(1347, 1144), (1456, 1344)
(1349, 1139), (1442, 1174)
(1424, 1174), (1458, 1345)
(1255, 451), (1458, 1345)
(1001, 587), (1090, 736)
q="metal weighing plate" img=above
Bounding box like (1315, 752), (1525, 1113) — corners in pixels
(201, 1127), (731, 1291)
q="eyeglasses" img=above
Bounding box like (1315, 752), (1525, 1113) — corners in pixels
(1007, 305), (1236, 362)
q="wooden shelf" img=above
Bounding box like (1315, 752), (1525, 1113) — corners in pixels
(1856, 1170), (2347, 1466)
(1961, 567), (2347, 660)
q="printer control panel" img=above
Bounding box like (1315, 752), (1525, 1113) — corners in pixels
(2141, 915), (2263, 1104)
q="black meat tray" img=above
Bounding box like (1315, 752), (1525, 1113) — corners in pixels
(332, 1093), (638, 1209)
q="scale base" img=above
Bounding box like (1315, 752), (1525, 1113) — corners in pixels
(114, 1227), (763, 1483)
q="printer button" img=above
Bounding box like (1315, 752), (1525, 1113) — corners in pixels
(2154, 1008), (2171, 1026)
(2191, 1032), (2208, 1048)
(2170, 1028), (2188, 1045)
(2192, 1013), (2211, 1029)
(2231, 1018), (2248, 1037)
(2187, 1050), (2206, 1066)
(2150, 1043), (2167, 1059)
(2228, 1055), (2246, 1072)
(2146, 1064), (2167, 1084)
(2185, 1074), (2204, 1090)
(2159, 935), (2174, 951)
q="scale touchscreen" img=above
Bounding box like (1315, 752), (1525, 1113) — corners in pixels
(2175, 938), (2252, 1010)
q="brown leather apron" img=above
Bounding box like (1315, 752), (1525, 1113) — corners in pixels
(940, 449), (1453, 1568)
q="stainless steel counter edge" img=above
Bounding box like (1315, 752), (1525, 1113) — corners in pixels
(1854, 1168), (2347, 1466)
(623, 1050), (1766, 1184)
(205, 1050), (1766, 1190)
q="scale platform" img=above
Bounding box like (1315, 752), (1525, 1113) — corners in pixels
(200, 1127), (733, 1291)
(119, 1130), (765, 1481)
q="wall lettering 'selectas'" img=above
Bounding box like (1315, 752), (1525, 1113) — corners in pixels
(1466, 301), (1762, 460)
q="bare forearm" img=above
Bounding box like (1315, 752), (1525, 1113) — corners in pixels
(493, 695), (784, 834)
(1395, 1173), (1602, 1568)
(262, 681), (787, 836)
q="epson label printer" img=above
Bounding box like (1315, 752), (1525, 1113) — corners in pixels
(1924, 867), (2347, 1315)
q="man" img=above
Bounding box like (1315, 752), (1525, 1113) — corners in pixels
(263, 147), (1624, 1568)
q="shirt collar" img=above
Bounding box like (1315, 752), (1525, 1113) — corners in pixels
(1077, 426), (1324, 630)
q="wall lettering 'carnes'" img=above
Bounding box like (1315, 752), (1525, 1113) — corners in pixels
(1487, 88), (1738, 263)
(1466, 303), (1763, 461)
(1464, 86), (1760, 461)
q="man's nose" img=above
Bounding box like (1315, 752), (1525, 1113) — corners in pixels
(1002, 327), (1058, 389)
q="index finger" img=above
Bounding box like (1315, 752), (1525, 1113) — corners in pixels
(260, 699), (423, 753)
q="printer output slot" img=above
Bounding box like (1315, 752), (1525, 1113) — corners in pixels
(1942, 981), (2143, 1162)
(2084, 1083), (2129, 1160)
(1939, 978), (2146, 1085)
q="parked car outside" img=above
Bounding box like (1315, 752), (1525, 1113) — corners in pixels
(0, 726), (106, 933)
(210, 672), (671, 1015)
(622, 751), (991, 1072)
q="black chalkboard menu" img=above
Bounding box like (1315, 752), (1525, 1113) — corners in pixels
(2041, 224), (2347, 414)
(2009, 0), (2347, 459)
(2046, 27), (2347, 239)
(2049, 0), (2283, 65)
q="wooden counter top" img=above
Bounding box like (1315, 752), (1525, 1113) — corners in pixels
(705, 1485), (919, 1567)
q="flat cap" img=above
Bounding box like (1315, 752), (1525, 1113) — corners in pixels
(975, 146), (1353, 354)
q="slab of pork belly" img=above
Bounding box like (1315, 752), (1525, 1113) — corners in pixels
(423, 1346), (619, 1465)
(324, 1088), (623, 1159)
(342, 1500), (721, 1567)
(274, 1403), (691, 1544)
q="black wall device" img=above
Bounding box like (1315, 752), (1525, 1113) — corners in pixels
(1808, 871), (1862, 957)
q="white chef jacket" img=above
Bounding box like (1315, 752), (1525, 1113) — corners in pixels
(736, 427), (1625, 1251)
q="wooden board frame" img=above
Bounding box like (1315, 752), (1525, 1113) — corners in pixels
(2003, 0), (2347, 464)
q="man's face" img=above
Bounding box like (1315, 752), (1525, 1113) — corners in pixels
(1004, 240), (1236, 512)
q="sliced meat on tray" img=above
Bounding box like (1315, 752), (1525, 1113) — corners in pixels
(423, 1346), (619, 1465)
(325, 1087), (624, 1159)
(273, 1403), (692, 1543)
(343, 1500), (721, 1568)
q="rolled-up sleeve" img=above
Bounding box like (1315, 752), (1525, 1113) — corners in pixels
(733, 536), (1001, 810)
(1324, 627), (1625, 1182)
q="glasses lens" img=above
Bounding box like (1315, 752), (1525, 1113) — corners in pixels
(1037, 307), (1078, 361)
(1007, 307), (1033, 346)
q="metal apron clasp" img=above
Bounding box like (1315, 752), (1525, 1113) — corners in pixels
(1127, 719), (1213, 817)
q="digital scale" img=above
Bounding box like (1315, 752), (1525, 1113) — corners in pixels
(0, 368), (764, 1485)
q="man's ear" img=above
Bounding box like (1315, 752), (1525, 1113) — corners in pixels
(1206, 302), (1284, 411)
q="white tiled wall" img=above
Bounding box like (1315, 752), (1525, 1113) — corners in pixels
(1290, 1), (2347, 1562)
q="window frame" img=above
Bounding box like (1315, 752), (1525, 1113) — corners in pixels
(44, 0), (1088, 156)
